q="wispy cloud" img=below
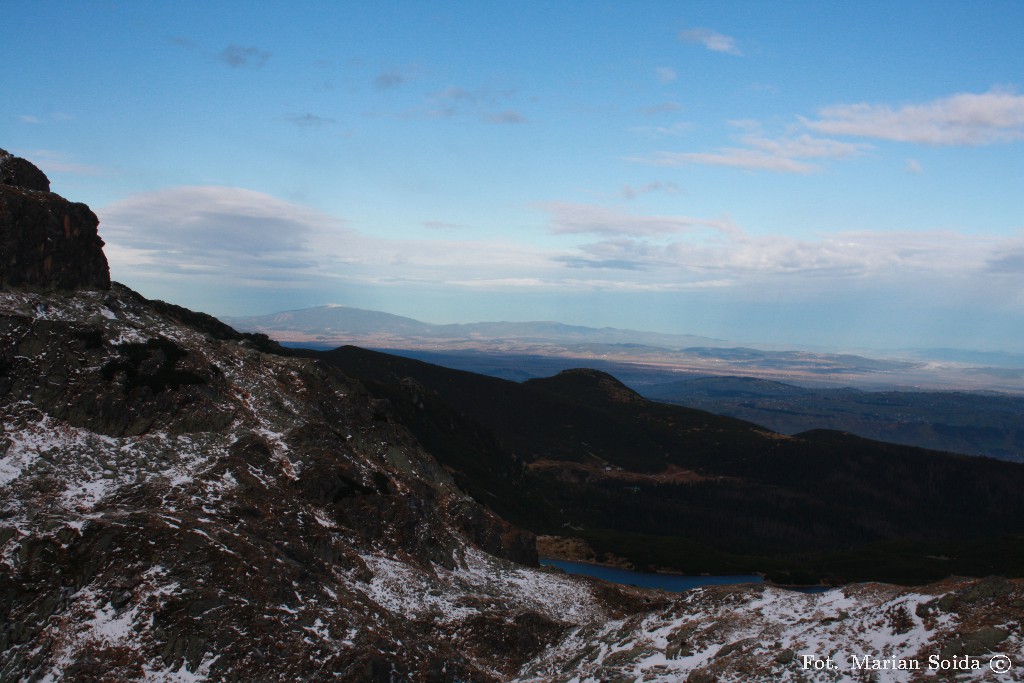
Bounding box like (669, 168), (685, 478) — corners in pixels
(639, 102), (682, 116)
(537, 201), (733, 237)
(422, 220), (470, 231)
(375, 70), (408, 89)
(419, 86), (471, 118)
(631, 123), (868, 174)
(408, 84), (525, 124)
(656, 66), (677, 83)
(374, 64), (424, 90)
(630, 121), (693, 138)
(285, 113), (336, 128)
(633, 88), (1024, 177)
(987, 246), (1024, 274)
(18, 112), (74, 125)
(20, 149), (104, 176)
(559, 218), (1001, 281)
(620, 181), (680, 200)
(802, 88), (1024, 145)
(678, 27), (742, 56)
(220, 45), (271, 69)
(484, 110), (526, 124)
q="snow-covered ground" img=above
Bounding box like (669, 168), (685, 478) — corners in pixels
(518, 579), (1023, 682)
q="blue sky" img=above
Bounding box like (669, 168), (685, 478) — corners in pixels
(4, 1), (1024, 351)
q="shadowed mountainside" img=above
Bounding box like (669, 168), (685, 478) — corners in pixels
(643, 375), (1024, 463)
(309, 345), (1024, 585)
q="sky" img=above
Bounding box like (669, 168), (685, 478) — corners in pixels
(3, 0), (1024, 352)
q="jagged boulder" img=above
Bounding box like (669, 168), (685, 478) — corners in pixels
(0, 148), (110, 290)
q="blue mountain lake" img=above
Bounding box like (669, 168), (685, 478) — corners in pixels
(540, 558), (762, 592)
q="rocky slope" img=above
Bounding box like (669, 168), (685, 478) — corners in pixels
(2, 150), (1022, 681)
(522, 577), (1024, 682)
(0, 284), (596, 681)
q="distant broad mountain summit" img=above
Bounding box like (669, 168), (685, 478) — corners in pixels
(224, 304), (730, 348)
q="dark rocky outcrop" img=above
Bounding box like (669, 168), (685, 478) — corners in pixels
(0, 149), (50, 192)
(0, 148), (110, 290)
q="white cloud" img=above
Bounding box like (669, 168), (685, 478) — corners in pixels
(656, 66), (677, 83)
(633, 89), (1024, 178)
(802, 88), (1024, 145)
(20, 149), (104, 176)
(558, 223), (1000, 281)
(678, 27), (742, 56)
(630, 121), (693, 137)
(630, 127), (868, 174)
(639, 148), (818, 173)
(444, 277), (548, 288)
(97, 187), (1023, 333)
(99, 186), (556, 291)
(620, 181), (681, 200)
(528, 200), (1006, 294)
(422, 220), (470, 231)
(100, 187), (342, 285)
(638, 101), (682, 115)
(17, 112), (75, 124)
(537, 201), (733, 237)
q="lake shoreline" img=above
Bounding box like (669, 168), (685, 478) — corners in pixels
(540, 557), (764, 593)
(540, 556), (839, 594)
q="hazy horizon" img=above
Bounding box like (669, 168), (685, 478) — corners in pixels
(4, 2), (1023, 353)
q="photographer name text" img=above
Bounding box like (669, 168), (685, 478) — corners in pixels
(801, 653), (1013, 674)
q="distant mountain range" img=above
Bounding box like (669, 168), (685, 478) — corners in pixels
(225, 304), (1024, 392)
(224, 304), (731, 348)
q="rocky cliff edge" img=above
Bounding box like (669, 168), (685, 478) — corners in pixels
(0, 148), (110, 291)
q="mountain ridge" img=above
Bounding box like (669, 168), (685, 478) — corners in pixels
(224, 304), (730, 348)
(227, 304), (1024, 393)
